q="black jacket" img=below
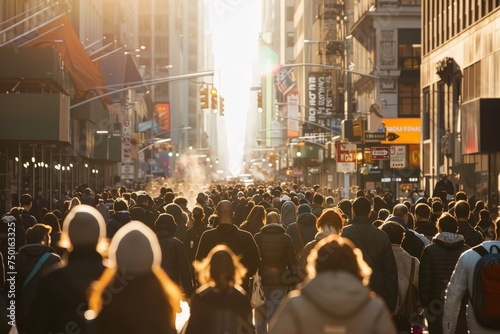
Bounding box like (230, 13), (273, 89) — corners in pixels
(106, 210), (131, 238)
(184, 220), (210, 263)
(418, 233), (469, 308)
(457, 220), (483, 247)
(156, 230), (194, 297)
(341, 216), (398, 313)
(28, 248), (105, 334)
(254, 224), (297, 287)
(16, 244), (61, 333)
(414, 220), (438, 240)
(285, 213), (318, 254)
(240, 219), (264, 236)
(185, 285), (254, 334)
(196, 224), (260, 291)
(387, 216), (426, 259)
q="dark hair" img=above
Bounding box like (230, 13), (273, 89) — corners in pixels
(415, 203), (431, 219)
(154, 213), (177, 234)
(432, 200), (443, 213)
(437, 212), (458, 233)
(337, 199), (353, 220)
(43, 212), (61, 232)
(454, 200), (470, 219)
(380, 222), (405, 245)
(455, 191), (467, 201)
(352, 197), (371, 216)
(26, 223), (52, 244)
(20, 193), (32, 206)
(479, 209), (490, 221)
(192, 207), (204, 220)
(313, 193), (324, 205)
(113, 198), (129, 212)
(174, 197), (188, 207)
(377, 208), (390, 220)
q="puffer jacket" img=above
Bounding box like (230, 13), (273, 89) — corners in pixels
(414, 219), (438, 240)
(269, 271), (396, 334)
(419, 232), (469, 308)
(285, 212), (317, 254)
(386, 216), (429, 258)
(341, 216), (398, 313)
(254, 224), (297, 287)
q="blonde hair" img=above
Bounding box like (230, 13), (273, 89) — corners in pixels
(266, 211), (280, 225)
(193, 245), (247, 290)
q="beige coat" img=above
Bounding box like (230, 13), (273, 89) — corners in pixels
(269, 271), (396, 334)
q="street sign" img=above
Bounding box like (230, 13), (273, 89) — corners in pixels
(390, 145), (406, 168)
(337, 162), (357, 173)
(336, 142), (357, 173)
(364, 132), (400, 142)
(365, 132), (386, 141)
(371, 147), (389, 160)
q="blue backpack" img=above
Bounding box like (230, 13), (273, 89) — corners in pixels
(470, 244), (500, 329)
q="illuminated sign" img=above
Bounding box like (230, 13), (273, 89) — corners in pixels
(380, 118), (421, 144)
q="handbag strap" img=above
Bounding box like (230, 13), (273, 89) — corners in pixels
(409, 257), (415, 284)
(295, 223), (305, 249)
(23, 252), (51, 289)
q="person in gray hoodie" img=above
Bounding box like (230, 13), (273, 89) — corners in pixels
(280, 200), (296, 228)
(269, 234), (396, 334)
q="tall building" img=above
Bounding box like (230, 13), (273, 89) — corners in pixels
(349, 0), (421, 198)
(421, 1), (500, 210)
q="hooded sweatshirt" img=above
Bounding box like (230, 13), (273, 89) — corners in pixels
(269, 271), (396, 334)
(280, 201), (296, 227)
(285, 212), (318, 254)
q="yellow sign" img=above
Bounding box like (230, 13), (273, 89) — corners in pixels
(381, 118), (421, 144)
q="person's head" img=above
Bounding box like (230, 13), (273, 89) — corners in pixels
(20, 193), (32, 207)
(455, 191), (467, 202)
(415, 203), (431, 221)
(136, 194), (149, 205)
(87, 221), (181, 325)
(43, 212), (61, 232)
(216, 200), (233, 224)
(479, 209), (491, 221)
(196, 192), (208, 205)
(154, 213), (177, 235)
(266, 211), (280, 225)
(307, 234), (371, 285)
(313, 193), (324, 206)
(26, 224), (52, 245)
(437, 212), (458, 233)
(174, 196), (188, 208)
(245, 205), (266, 224)
(194, 245), (247, 291)
(474, 201), (485, 212)
(377, 208), (390, 221)
(60, 205), (106, 251)
(454, 200), (470, 220)
(432, 200), (443, 214)
(298, 203), (312, 215)
(325, 196), (335, 207)
(392, 203), (408, 219)
(113, 198), (128, 212)
(163, 192), (175, 205)
(165, 203), (184, 226)
(208, 214), (219, 228)
(380, 222), (405, 245)
(352, 197), (371, 217)
(316, 208), (344, 234)
(337, 199), (352, 219)
(192, 206), (204, 221)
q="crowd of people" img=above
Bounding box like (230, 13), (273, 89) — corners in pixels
(0, 181), (499, 334)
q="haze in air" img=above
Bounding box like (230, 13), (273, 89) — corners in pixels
(208, 0), (261, 177)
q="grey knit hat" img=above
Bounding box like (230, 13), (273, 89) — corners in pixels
(61, 204), (106, 249)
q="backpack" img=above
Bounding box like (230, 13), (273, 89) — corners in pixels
(470, 244), (500, 329)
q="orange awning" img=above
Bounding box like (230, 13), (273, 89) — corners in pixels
(16, 15), (106, 98)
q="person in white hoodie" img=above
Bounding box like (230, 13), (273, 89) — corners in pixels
(269, 234), (396, 334)
(443, 219), (500, 334)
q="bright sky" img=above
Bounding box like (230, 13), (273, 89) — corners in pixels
(208, 0), (261, 176)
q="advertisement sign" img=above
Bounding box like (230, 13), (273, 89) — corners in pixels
(390, 145), (406, 169)
(336, 142), (357, 173)
(305, 72), (334, 144)
(381, 118), (421, 144)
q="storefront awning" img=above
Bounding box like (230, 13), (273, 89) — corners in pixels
(11, 15), (106, 98)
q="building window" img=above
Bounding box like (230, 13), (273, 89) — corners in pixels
(286, 6), (294, 21)
(287, 32), (295, 48)
(398, 29), (421, 70)
(423, 87), (430, 140)
(399, 82), (420, 117)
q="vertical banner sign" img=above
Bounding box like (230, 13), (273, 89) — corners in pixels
(286, 92), (300, 138)
(121, 118), (134, 180)
(306, 72), (334, 144)
(390, 145), (406, 169)
(336, 142), (357, 173)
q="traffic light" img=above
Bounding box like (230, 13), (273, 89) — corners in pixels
(219, 96), (225, 116)
(268, 152), (275, 167)
(200, 86), (209, 109)
(210, 87), (218, 112)
(257, 91), (263, 112)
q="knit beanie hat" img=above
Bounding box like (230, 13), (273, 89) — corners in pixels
(60, 204), (105, 249)
(107, 221), (161, 275)
(298, 203), (312, 215)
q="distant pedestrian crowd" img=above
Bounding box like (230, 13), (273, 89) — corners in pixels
(0, 182), (499, 334)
